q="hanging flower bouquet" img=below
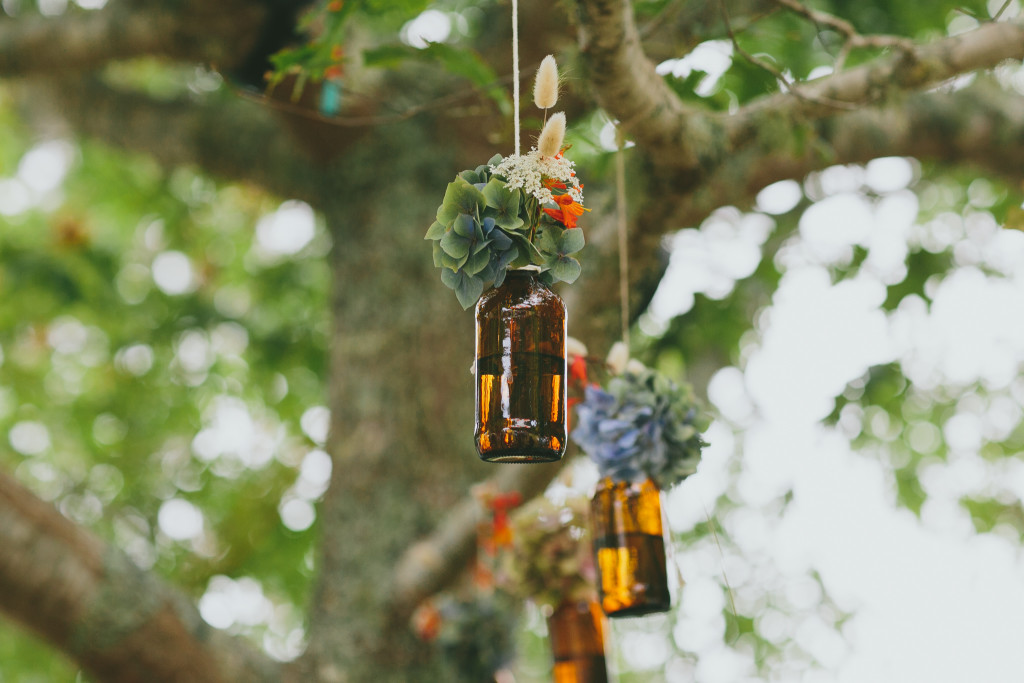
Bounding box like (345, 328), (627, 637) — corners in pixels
(502, 495), (597, 611)
(571, 343), (709, 490)
(425, 56), (587, 308)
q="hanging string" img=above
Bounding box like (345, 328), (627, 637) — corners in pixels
(511, 0), (521, 155)
(615, 125), (630, 349)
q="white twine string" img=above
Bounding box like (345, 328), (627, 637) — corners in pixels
(512, 0), (520, 155)
(615, 125), (630, 349)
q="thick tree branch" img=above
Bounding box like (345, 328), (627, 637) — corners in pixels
(575, 0), (703, 170)
(641, 83), (1024, 236)
(0, 0), (264, 78)
(0, 472), (285, 683)
(576, 0), (1024, 179)
(15, 78), (362, 208)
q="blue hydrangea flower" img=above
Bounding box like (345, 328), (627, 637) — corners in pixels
(571, 367), (708, 489)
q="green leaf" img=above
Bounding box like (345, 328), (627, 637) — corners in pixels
(463, 248), (490, 276)
(440, 265), (460, 289)
(550, 256), (581, 283)
(432, 241), (443, 268)
(454, 272), (484, 309)
(437, 178), (486, 225)
(439, 246), (463, 272)
(452, 213), (475, 238)
(558, 227), (585, 254)
(424, 221), (446, 240)
(440, 230), (471, 259)
(532, 225), (559, 257)
(482, 179), (524, 230)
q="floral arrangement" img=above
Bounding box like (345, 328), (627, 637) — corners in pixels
(502, 494), (597, 611)
(425, 56), (587, 308)
(570, 342), (709, 490)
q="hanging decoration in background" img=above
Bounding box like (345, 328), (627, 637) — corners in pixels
(568, 341), (708, 617)
(505, 495), (610, 683)
(425, 4), (590, 463)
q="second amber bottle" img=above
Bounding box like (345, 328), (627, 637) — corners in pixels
(474, 270), (567, 463)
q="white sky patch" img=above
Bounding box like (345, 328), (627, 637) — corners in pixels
(37, 0), (66, 16)
(0, 179), (32, 216)
(9, 421), (51, 455)
(47, 316), (88, 355)
(157, 498), (204, 540)
(152, 251), (195, 295)
(300, 406), (330, 445)
(255, 200), (316, 257)
(114, 343), (154, 376)
(864, 157), (915, 194)
(756, 180), (802, 215)
(647, 209), (772, 323)
(191, 396), (280, 469)
(17, 139), (74, 194)
(279, 497), (316, 532)
(657, 40), (734, 96)
(401, 9), (451, 49)
(199, 575), (274, 630)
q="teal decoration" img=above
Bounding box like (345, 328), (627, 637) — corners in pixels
(319, 81), (342, 116)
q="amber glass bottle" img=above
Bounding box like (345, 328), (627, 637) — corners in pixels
(547, 601), (609, 683)
(590, 477), (671, 617)
(474, 270), (566, 463)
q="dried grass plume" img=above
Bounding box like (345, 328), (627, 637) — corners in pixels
(533, 55), (559, 110)
(537, 112), (566, 157)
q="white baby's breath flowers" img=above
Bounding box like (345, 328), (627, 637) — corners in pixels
(490, 149), (583, 205)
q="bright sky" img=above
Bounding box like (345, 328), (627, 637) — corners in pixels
(642, 156), (1024, 682)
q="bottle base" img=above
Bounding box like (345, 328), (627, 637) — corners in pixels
(479, 450), (563, 464)
(601, 601), (672, 618)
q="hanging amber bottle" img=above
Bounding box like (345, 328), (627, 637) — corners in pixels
(475, 270), (566, 463)
(590, 477), (671, 617)
(547, 600), (610, 683)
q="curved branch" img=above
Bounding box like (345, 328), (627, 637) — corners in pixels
(728, 17), (1024, 145)
(645, 83), (1024, 235)
(0, 472), (284, 683)
(575, 0), (703, 169)
(388, 458), (567, 622)
(0, 1), (264, 78)
(576, 0), (1024, 179)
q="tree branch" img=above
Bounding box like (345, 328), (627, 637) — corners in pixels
(0, 471), (285, 683)
(728, 17), (1024, 145)
(575, 0), (704, 170)
(14, 78), (362, 207)
(576, 0), (1024, 181)
(648, 83), (1024, 233)
(0, 0), (264, 78)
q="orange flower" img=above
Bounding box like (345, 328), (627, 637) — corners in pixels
(330, 44), (344, 62)
(569, 355), (588, 384)
(328, 0), (344, 11)
(543, 178), (567, 190)
(543, 193), (587, 229)
(411, 602), (442, 641)
(324, 65), (343, 81)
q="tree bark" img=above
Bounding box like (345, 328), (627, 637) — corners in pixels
(0, 473), (285, 683)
